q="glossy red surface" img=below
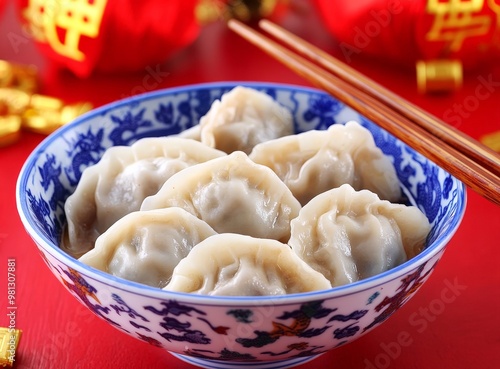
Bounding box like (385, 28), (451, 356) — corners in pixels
(1, 2), (499, 368)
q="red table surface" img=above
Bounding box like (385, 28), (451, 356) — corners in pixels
(1, 2), (499, 369)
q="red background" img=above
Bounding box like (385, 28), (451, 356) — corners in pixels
(1, 1), (499, 368)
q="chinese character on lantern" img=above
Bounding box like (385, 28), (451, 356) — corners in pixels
(426, 0), (491, 52)
(23, 0), (107, 61)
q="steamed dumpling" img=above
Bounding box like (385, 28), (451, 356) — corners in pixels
(198, 86), (294, 154)
(250, 121), (401, 205)
(176, 124), (201, 140)
(79, 208), (217, 288)
(288, 184), (430, 287)
(164, 234), (332, 296)
(141, 151), (301, 243)
(63, 137), (226, 257)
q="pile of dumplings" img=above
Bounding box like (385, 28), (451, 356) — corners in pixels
(64, 86), (431, 296)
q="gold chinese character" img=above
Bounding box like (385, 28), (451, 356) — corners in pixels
(23, 0), (107, 61)
(426, 0), (492, 52)
(487, 0), (500, 50)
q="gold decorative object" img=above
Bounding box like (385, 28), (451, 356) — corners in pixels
(416, 59), (463, 94)
(0, 60), (92, 147)
(0, 328), (22, 367)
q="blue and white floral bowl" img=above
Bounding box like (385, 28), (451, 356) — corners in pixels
(16, 82), (466, 369)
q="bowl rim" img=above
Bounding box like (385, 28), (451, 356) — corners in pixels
(16, 81), (468, 305)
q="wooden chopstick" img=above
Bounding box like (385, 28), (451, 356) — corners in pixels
(227, 19), (500, 206)
(259, 19), (500, 177)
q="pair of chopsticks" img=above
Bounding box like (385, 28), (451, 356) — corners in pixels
(228, 19), (500, 206)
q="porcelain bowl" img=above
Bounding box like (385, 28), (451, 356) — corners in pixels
(16, 82), (466, 369)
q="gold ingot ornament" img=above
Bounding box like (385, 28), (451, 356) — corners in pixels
(0, 327), (22, 367)
(0, 60), (92, 147)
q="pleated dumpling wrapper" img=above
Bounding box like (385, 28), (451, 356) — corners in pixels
(79, 208), (217, 288)
(288, 184), (431, 287)
(250, 121), (401, 205)
(198, 86), (294, 154)
(63, 137), (226, 257)
(141, 151), (301, 243)
(164, 234), (332, 296)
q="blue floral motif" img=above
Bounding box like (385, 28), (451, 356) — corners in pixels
(27, 189), (58, 241)
(177, 99), (192, 120)
(64, 127), (105, 186)
(442, 175), (454, 199)
(154, 99), (191, 137)
(326, 310), (367, 340)
(333, 323), (360, 339)
(109, 108), (152, 145)
(427, 192), (459, 244)
(367, 291), (380, 304)
(130, 321), (151, 332)
(327, 310), (368, 323)
(303, 94), (343, 130)
(154, 103), (175, 126)
(416, 165), (442, 223)
(156, 320), (210, 344)
(260, 87), (278, 101)
(227, 309), (253, 323)
(145, 300), (205, 317)
(192, 89), (212, 119)
(144, 301), (211, 344)
(39, 154), (71, 212)
(110, 293), (148, 321)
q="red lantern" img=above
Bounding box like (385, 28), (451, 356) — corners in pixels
(313, 0), (500, 92)
(16, 0), (201, 78)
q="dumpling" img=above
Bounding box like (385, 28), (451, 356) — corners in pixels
(198, 86), (294, 154)
(63, 137), (226, 257)
(79, 208), (217, 288)
(164, 234), (332, 296)
(176, 124), (201, 140)
(288, 184), (430, 287)
(249, 121), (401, 205)
(141, 151), (301, 243)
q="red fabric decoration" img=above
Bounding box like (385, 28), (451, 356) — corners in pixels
(313, 0), (500, 71)
(16, 0), (200, 77)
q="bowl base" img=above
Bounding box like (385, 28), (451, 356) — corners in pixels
(169, 352), (321, 369)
